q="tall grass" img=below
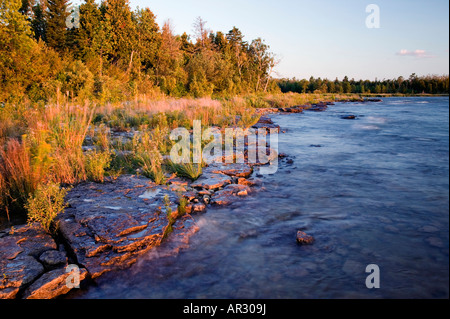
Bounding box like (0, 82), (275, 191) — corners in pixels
(166, 160), (203, 181)
(3, 93), (331, 227)
(0, 139), (39, 218)
(0, 102), (95, 225)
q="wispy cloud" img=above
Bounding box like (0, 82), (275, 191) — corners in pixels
(396, 49), (434, 58)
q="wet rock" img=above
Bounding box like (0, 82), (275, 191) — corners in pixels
(58, 175), (198, 279)
(167, 176), (189, 187)
(202, 195), (210, 204)
(252, 116), (281, 132)
(23, 267), (88, 299)
(39, 250), (68, 268)
(198, 189), (212, 196)
(306, 103), (328, 112)
(0, 224), (60, 299)
(190, 173), (232, 190)
(187, 202), (206, 214)
(237, 189), (248, 196)
(204, 163), (253, 178)
(211, 184), (251, 206)
(365, 98), (382, 102)
(254, 108), (279, 115)
(255, 116), (274, 124)
(182, 190), (198, 201)
(280, 107), (303, 113)
(237, 177), (262, 187)
(169, 184), (187, 192)
(341, 115), (357, 120)
(296, 231), (314, 245)
(0, 255), (44, 299)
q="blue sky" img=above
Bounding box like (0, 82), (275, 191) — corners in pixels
(81, 0), (450, 80)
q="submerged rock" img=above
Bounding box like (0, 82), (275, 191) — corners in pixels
(341, 115), (357, 120)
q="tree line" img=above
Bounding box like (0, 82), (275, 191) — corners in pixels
(1, 0), (278, 103)
(277, 74), (449, 95)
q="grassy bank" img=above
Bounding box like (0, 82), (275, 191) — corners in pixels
(0, 92), (377, 230)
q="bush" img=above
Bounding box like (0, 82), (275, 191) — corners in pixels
(84, 149), (111, 183)
(25, 182), (69, 233)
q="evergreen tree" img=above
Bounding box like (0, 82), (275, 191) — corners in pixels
(133, 7), (160, 73)
(19, 0), (32, 17)
(46, 0), (70, 51)
(227, 27), (247, 79)
(31, 0), (46, 41)
(104, 0), (136, 68)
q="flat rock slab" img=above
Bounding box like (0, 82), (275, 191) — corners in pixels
(58, 175), (198, 279)
(23, 267), (88, 299)
(203, 163), (253, 178)
(0, 224), (68, 299)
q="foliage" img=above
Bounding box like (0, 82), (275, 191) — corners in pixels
(1, 0), (282, 104)
(84, 149), (111, 183)
(25, 182), (68, 233)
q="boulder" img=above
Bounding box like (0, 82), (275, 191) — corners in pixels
(296, 231), (314, 245)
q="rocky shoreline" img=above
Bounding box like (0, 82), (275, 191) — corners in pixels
(0, 98), (381, 299)
(0, 115), (284, 299)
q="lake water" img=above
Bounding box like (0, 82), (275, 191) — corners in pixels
(72, 97), (449, 299)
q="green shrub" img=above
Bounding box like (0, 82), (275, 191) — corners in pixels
(25, 182), (69, 233)
(84, 149), (111, 183)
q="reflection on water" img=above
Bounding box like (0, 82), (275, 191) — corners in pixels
(71, 97), (449, 299)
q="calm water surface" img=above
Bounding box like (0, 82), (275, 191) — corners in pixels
(73, 97), (449, 299)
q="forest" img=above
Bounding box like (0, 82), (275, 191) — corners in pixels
(277, 74), (449, 95)
(1, 0), (279, 104)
